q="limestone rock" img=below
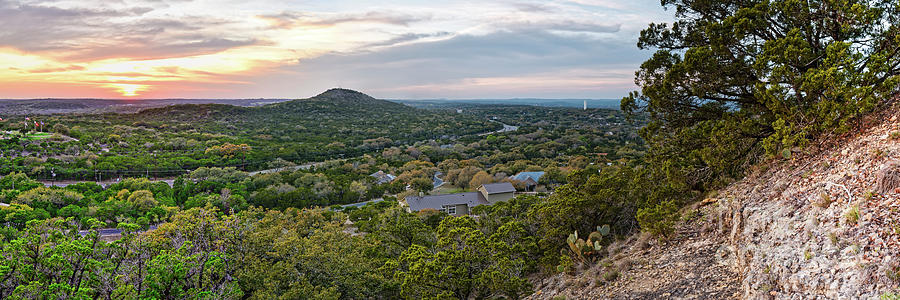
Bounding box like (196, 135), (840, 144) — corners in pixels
(875, 162), (900, 194)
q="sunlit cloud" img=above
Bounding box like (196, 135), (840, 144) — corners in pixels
(0, 0), (674, 98)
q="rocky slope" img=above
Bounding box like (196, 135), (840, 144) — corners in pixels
(533, 108), (900, 299)
(719, 108), (900, 299)
(529, 201), (742, 299)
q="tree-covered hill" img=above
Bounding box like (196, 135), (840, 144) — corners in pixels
(132, 88), (496, 143)
(119, 89), (499, 146)
(0, 89), (500, 179)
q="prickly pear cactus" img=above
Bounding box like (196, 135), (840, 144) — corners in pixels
(562, 224), (612, 265)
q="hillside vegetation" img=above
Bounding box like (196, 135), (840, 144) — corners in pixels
(0, 0), (899, 298)
(0, 89), (499, 179)
(533, 0), (900, 297)
(536, 104), (900, 299)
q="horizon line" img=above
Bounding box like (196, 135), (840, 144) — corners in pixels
(0, 97), (623, 101)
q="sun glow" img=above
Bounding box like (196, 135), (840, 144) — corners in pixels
(108, 83), (148, 97)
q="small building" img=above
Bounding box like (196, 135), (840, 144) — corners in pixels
(510, 171), (545, 192)
(405, 182), (517, 215)
(405, 192), (487, 216)
(478, 182), (516, 204)
(369, 171), (396, 185)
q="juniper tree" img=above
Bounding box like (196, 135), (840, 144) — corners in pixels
(624, 0), (900, 191)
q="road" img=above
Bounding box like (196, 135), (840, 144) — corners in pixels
(479, 121), (519, 136)
(42, 179), (176, 188)
(248, 160), (335, 175)
(78, 225), (159, 240)
(338, 198), (384, 209)
(37, 160), (340, 188)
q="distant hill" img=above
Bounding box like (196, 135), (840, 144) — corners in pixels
(133, 89), (496, 142)
(43, 89), (500, 167)
(0, 94), (622, 116)
(0, 98), (291, 115)
(393, 98), (622, 109)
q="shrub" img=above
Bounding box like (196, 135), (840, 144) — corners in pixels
(603, 270), (619, 282)
(636, 200), (679, 238)
(844, 205), (860, 225)
(882, 292), (900, 300)
(814, 193), (833, 208)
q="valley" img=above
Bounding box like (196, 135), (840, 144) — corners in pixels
(2, 0), (900, 298)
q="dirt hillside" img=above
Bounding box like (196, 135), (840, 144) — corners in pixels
(531, 108), (900, 299)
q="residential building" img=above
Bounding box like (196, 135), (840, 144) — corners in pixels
(404, 182), (517, 215)
(478, 182), (516, 204)
(369, 171), (396, 185)
(405, 192), (487, 216)
(510, 171), (545, 191)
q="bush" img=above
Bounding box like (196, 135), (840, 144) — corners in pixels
(636, 199), (679, 238)
(844, 205), (860, 225)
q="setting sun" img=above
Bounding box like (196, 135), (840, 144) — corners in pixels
(0, 0), (669, 99)
(108, 83), (148, 97)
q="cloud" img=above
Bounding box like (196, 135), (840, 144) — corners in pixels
(27, 64), (86, 73)
(365, 32), (453, 48)
(245, 28), (649, 98)
(0, 0), (676, 98)
(66, 37), (264, 61)
(259, 10), (429, 29)
(0, 1), (252, 60)
(511, 20), (621, 34)
(0, 2), (151, 50)
(511, 2), (556, 13)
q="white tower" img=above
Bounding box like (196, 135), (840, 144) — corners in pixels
(583, 100), (587, 110)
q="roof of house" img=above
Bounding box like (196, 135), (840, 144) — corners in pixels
(480, 182), (516, 194)
(369, 171), (396, 184)
(511, 171), (545, 182)
(406, 192), (488, 212)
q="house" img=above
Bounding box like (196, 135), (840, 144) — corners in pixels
(405, 192), (487, 216)
(510, 171), (545, 191)
(369, 171), (396, 185)
(478, 182), (516, 204)
(404, 182), (517, 215)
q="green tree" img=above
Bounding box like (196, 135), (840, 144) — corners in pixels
(624, 0), (900, 193)
(386, 216), (531, 300)
(127, 190), (158, 212)
(468, 171), (494, 189)
(370, 208), (435, 256)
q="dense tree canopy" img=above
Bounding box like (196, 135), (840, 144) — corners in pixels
(624, 0), (900, 191)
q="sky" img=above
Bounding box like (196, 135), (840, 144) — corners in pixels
(0, 0), (674, 99)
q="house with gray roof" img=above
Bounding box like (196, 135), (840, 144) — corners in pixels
(404, 182), (516, 216)
(478, 182), (516, 203)
(510, 171), (545, 191)
(369, 171), (396, 185)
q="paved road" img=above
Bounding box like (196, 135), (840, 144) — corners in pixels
(479, 121), (519, 136)
(38, 162), (333, 188)
(433, 171), (444, 188)
(42, 179), (175, 188)
(338, 198), (385, 209)
(78, 225), (159, 239)
(248, 160), (338, 175)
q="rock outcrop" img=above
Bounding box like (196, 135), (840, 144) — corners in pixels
(531, 109), (900, 299)
(716, 110), (900, 299)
